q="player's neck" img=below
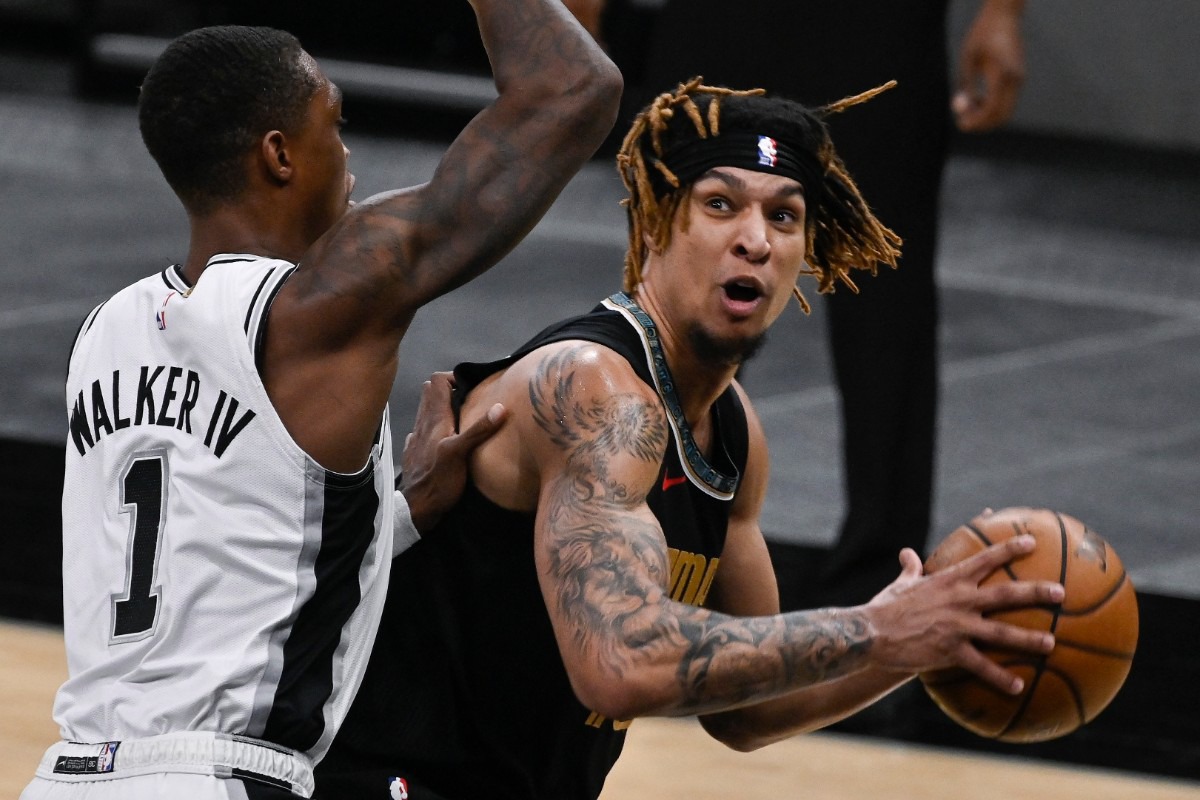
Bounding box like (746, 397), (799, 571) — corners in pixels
(183, 204), (306, 283)
(631, 291), (737, 428)
(663, 341), (738, 429)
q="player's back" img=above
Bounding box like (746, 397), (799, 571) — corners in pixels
(54, 256), (394, 762)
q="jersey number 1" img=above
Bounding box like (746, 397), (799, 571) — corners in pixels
(112, 454), (167, 640)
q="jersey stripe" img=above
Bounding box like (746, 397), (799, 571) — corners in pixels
(259, 464), (383, 751)
(162, 264), (190, 293)
(243, 270), (278, 335)
(251, 267), (296, 371)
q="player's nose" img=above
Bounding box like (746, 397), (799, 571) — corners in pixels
(732, 213), (770, 263)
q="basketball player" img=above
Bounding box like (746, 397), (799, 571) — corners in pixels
(315, 80), (1064, 800)
(590, 0), (1028, 607)
(22, 7), (620, 800)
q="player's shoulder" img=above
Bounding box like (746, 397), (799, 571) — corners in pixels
(510, 338), (649, 393)
(492, 339), (662, 439)
(509, 338), (669, 469)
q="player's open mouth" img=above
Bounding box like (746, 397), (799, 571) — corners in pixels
(724, 280), (761, 303)
(721, 278), (766, 313)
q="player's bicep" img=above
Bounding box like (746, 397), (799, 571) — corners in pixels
(519, 344), (671, 675)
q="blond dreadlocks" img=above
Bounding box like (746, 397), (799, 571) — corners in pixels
(616, 77), (902, 313)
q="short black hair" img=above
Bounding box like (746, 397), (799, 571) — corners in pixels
(617, 78), (901, 309)
(138, 25), (322, 215)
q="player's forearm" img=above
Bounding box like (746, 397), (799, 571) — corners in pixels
(582, 602), (879, 721)
(370, 0), (619, 306)
(553, 534), (881, 721)
(697, 669), (913, 751)
(544, 503), (878, 718)
(471, 0), (621, 127)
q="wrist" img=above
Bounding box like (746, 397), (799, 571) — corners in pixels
(393, 489), (422, 558)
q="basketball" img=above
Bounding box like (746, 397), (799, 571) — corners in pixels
(918, 507), (1138, 743)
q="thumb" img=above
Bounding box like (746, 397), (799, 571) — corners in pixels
(450, 403), (508, 453)
(897, 547), (925, 579)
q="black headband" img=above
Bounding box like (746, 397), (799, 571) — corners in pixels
(658, 131), (825, 200)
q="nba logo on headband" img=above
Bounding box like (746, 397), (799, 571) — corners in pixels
(756, 136), (778, 168)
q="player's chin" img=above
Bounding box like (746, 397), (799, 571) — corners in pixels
(687, 323), (767, 367)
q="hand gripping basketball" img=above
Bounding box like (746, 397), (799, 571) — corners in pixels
(863, 533), (1064, 696)
(919, 507), (1138, 742)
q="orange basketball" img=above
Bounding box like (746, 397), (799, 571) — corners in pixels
(919, 507), (1138, 743)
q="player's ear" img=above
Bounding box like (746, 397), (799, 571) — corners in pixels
(261, 130), (292, 184)
(641, 230), (660, 255)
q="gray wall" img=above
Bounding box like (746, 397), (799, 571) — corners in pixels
(949, 0), (1200, 152)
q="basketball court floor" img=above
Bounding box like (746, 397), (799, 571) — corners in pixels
(3, 620), (1197, 799)
(1, 42), (1198, 798)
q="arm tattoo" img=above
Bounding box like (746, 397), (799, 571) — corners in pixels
(530, 346), (667, 505)
(672, 608), (874, 710)
(531, 347), (875, 714)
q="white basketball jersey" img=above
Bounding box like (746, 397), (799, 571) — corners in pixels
(55, 255), (394, 764)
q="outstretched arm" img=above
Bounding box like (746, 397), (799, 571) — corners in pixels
(307, 0), (622, 316)
(267, 1), (622, 471)
(519, 348), (1062, 723)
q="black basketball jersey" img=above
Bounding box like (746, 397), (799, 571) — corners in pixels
(318, 293), (750, 800)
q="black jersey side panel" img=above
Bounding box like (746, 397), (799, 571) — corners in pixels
(261, 467), (382, 752)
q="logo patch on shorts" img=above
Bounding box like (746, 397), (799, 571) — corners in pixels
(54, 742), (119, 774)
(388, 776), (410, 799)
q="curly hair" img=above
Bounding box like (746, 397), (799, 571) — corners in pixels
(138, 26), (322, 215)
(616, 77), (902, 312)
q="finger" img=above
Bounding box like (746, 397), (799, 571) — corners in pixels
(976, 578), (1064, 611)
(423, 372), (455, 407)
(896, 547), (924, 579)
(954, 644), (1030, 695)
(449, 403), (508, 453)
(411, 375), (456, 436)
(972, 615), (1056, 658)
(411, 379), (436, 427)
(957, 534), (1036, 582)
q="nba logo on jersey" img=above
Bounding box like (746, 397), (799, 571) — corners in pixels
(388, 776), (409, 799)
(756, 135), (778, 168)
(97, 742), (118, 772)
(156, 291), (176, 330)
